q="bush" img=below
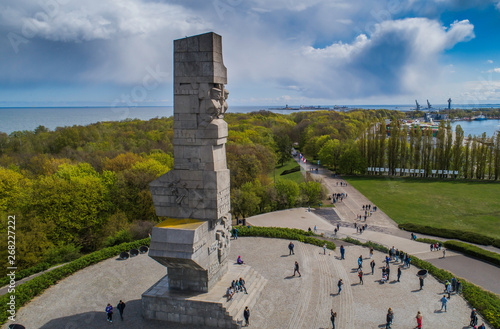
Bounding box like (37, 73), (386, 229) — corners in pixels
(236, 225), (335, 250)
(342, 237), (389, 253)
(280, 165), (300, 176)
(129, 220), (157, 240)
(399, 223), (496, 246)
(0, 262), (51, 288)
(493, 239), (500, 249)
(416, 238), (441, 245)
(0, 237), (150, 325)
(444, 240), (500, 267)
(104, 230), (133, 247)
(42, 244), (82, 265)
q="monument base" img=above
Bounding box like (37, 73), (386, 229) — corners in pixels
(142, 263), (267, 328)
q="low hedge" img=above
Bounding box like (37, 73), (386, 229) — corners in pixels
(415, 238), (441, 245)
(342, 237), (389, 253)
(399, 223), (498, 246)
(443, 240), (500, 267)
(280, 166), (301, 176)
(0, 238), (150, 325)
(0, 262), (51, 288)
(236, 225), (335, 250)
(345, 236), (500, 329)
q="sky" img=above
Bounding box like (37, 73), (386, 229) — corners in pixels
(0, 0), (500, 107)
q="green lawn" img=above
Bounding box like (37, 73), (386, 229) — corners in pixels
(346, 177), (500, 239)
(273, 159), (305, 184)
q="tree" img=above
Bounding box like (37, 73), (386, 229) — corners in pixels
(275, 179), (299, 210)
(275, 134), (292, 166)
(231, 183), (261, 218)
(299, 181), (324, 206)
(318, 139), (342, 169)
(338, 147), (366, 175)
(452, 125), (464, 177)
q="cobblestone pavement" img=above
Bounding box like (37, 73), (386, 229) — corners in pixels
(3, 238), (492, 329)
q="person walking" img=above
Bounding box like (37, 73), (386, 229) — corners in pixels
(397, 266), (402, 282)
(330, 309), (337, 329)
(443, 248), (446, 258)
(243, 306), (250, 326)
(293, 261), (301, 277)
(323, 243), (327, 255)
(446, 280), (452, 298)
(386, 266), (390, 281)
(414, 311), (422, 329)
(340, 245), (345, 260)
(457, 279), (462, 294)
(288, 241), (295, 255)
(358, 270), (363, 285)
(370, 260), (375, 275)
(117, 300), (126, 320)
(314, 225), (317, 233)
(440, 295), (448, 312)
(369, 247), (374, 259)
(386, 308), (394, 329)
(105, 303), (113, 323)
(419, 276), (424, 290)
(357, 255), (363, 270)
(337, 279), (343, 294)
(470, 308), (478, 327)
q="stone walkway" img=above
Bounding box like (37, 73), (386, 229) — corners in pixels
(4, 238), (492, 329)
(287, 160), (500, 295)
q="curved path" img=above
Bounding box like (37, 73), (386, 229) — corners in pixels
(4, 237), (491, 329)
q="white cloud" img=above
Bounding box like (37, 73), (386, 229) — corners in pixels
(2, 0), (207, 42)
(286, 18), (474, 98)
(487, 59), (494, 63)
(488, 68), (500, 73)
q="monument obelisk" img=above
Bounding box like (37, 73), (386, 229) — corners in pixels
(142, 32), (233, 325)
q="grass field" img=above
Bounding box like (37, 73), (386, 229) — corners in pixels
(345, 177), (500, 239)
(273, 159), (305, 184)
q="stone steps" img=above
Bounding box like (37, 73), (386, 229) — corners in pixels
(223, 266), (268, 324)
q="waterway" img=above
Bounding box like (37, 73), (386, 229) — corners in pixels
(451, 119), (500, 137)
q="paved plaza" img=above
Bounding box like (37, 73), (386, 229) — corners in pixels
(3, 237), (491, 329)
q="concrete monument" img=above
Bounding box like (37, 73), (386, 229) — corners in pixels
(148, 32), (231, 291)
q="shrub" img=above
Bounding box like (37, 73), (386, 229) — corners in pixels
(342, 237), (389, 253)
(416, 238), (441, 245)
(104, 230), (133, 247)
(129, 220), (157, 240)
(236, 225), (334, 250)
(399, 223), (496, 246)
(0, 237), (150, 325)
(280, 166), (300, 176)
(0, 262), (51, 288)
(444, 240), (500, 267)
(42, 244), (82, 265)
